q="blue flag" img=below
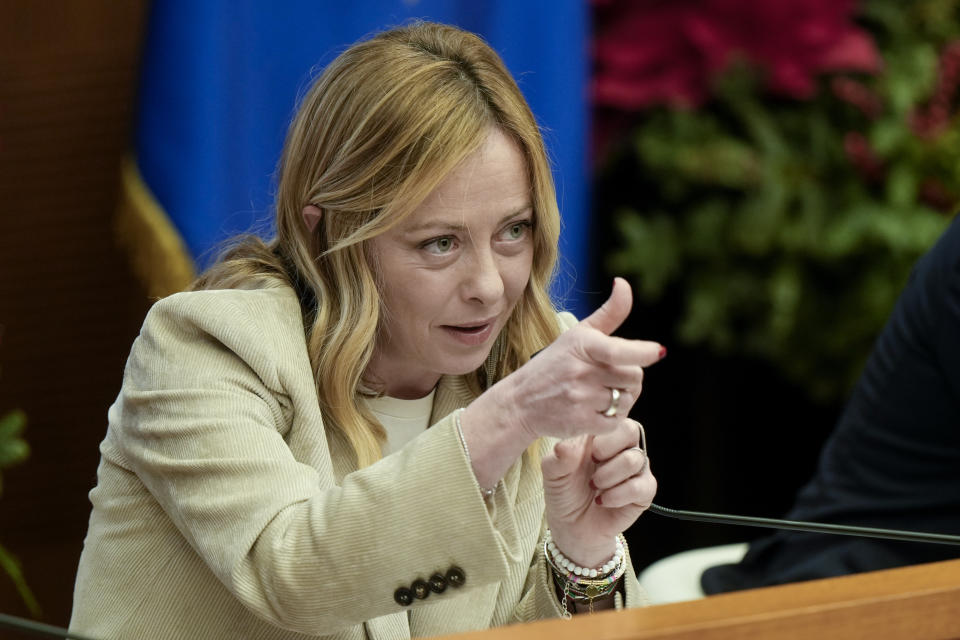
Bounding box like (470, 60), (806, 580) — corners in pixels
(126, 1), (591, 316)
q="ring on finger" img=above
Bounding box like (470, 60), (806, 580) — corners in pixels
(629, 446), (649, 475)
(602, 387), (621, 417)
(632, 421), (649, 473)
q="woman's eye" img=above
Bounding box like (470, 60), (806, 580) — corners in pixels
(424, 236), (456, 255)
(503, 221), (532, 241)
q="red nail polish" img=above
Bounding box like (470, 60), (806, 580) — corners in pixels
(595, 495), (603, 505)
(589, 479), (597, 491)
(658, 346), (668, 360)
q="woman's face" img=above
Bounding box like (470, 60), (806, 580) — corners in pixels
(367, 128), (534, 398)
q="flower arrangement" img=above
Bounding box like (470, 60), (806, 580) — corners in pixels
(595, 0), (959, 399)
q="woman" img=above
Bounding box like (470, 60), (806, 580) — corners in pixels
(70, 22), (664, 639)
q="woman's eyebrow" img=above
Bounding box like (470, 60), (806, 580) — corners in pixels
(402, 205), (534, 235)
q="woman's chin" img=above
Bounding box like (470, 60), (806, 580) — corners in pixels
(440, 353), (491, 377)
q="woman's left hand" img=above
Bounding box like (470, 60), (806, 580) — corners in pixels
(541, 418), (655, 568)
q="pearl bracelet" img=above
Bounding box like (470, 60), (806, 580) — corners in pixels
(454, 408), (497, 499)
(545, 529), (628, 616)
(544, 529), (625, 578)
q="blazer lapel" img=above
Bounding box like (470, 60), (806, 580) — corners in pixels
(358, 376), (481, 640)
(431, 375), (475, 424)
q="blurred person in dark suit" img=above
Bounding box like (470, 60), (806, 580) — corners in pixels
(703, 213), (960, 593)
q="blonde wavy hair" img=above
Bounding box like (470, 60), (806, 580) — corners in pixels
(193, 22), (562, 468)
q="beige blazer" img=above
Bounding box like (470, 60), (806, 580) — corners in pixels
(70, 286), (644, 640)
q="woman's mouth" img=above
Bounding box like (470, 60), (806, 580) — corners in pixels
(442, 321), (495, 346)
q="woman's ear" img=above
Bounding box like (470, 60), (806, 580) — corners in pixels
(302, 205), (323, 232)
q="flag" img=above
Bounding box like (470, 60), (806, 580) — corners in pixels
(120, 0), (591, 316)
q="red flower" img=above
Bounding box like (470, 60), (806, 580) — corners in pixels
(908, 40), (960, 139)
(831, 77), (883, 119)
(593, 0), (882, 111)
(842, 131), (884, 183)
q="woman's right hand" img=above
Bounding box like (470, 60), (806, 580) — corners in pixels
(459, 278), (664, 487)
(491, 277), (663, 440)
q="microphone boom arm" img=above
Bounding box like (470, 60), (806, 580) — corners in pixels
(647, 503), (960, 546)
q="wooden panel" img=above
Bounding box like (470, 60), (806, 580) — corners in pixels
(437, 558), (960, 640)
(0, 0), (151, 628)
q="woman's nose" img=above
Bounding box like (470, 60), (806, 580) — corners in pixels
(462, 249), (504, 304)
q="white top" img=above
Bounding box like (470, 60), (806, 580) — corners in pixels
(365, 389), (436, 455)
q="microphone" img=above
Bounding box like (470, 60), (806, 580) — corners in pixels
(646, 503), (960, 545)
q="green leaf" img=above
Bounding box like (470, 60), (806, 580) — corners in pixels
(0, 542), (41, 617)
(679, 284), (730, 348)
(0, 410), (29, 470)
(685, 200), (730, 258)
(0, 438), (29, 467)
(886, 162), (918, 206)
(0, 410), (26, 440)
(870, 118), (908, 156)
(608, 212), (681, 298)
(883, 43), (938, 114)
(767, 262), (802, 339)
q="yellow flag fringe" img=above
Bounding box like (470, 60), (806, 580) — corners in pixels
(115, 155), (196, 299)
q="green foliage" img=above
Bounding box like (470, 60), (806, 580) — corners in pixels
(0, 542), (40, 617)
(606, 0), (958, 400)
(0, 410), (29, 487)
(0, 409), (40, 616)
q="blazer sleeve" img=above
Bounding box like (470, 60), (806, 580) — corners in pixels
(108, 291), (532, 634)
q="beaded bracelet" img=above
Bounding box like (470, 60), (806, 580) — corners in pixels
(559, 558), (627, 601)
(453, 408), (497, 499)
(549, 561), (626, 616)
(550, 569), (622, 614)
(544, 529), (625, 578)
(544, 529), (627, 616)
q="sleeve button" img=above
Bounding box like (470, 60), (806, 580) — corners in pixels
(446, 566), (466, 588)
(394, 587), (413, 607)
(412, 579), (430, 600)
(429, 573), (447, 593)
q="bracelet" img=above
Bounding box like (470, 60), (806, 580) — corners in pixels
(551, 570), (622, 605)
(550, 556), (626, 616)
(544, 529), (625, 578)
(544, 529), (627, 616)
(558, 563), (626, 600)
(454, 408), (497, 499)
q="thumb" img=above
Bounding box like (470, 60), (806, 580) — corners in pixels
(580, 277), (633, 336)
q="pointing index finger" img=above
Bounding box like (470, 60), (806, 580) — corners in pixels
(581, 333), (665, 368)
